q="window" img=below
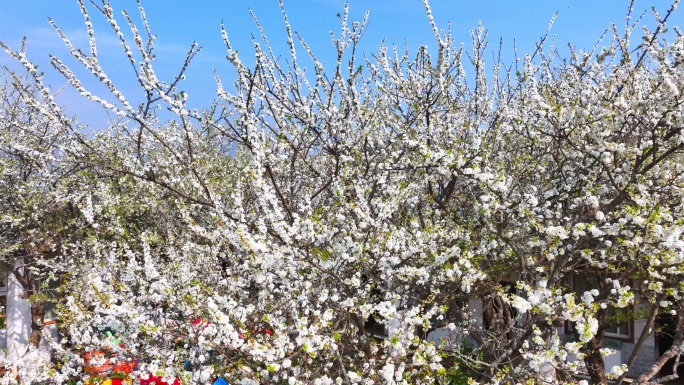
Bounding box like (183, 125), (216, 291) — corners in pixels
(35, 276), (60, 322)
(603, 306), (632, 340)
(364, 284), (388, 338)
(364, 314), (388, 338)
(567, 273), (633, 341)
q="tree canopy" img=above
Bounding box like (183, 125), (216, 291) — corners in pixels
(2, 1), (684, 384)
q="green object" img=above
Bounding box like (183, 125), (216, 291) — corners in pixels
(103, 329), (120, 345)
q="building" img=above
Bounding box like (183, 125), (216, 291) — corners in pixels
(0, 260), (58, 380)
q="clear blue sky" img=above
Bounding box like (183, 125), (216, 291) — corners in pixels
(1, 0), (681, 127)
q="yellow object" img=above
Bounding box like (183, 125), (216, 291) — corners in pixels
(86, 379), (132, 385)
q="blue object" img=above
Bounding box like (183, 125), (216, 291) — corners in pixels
(213, 379), (229, 385)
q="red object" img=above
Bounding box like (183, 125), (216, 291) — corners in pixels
(83, 350), (136, 376)
(111, 380), (123, 385)
(192, 318), (210, 330)
(238, 326), (273, 339)
(139, 374), (181, 385)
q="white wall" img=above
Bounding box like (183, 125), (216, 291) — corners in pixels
(6, 258), (31, 366)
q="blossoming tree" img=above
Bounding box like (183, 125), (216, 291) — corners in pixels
(0, 67), (76, 360)
(2, 0), (684, 384)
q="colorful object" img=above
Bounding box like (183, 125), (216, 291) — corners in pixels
(104, 330), (120, 346)
(139, 374), (181, 385)
(83, 350), (136, 376)
(86, 377), (132, 385)
(213, 378), (229, 385)
(100, 380), (132, 385)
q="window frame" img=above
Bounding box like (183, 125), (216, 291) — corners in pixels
(565, 273), (634, 342)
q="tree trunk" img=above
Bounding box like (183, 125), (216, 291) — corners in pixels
(24, 275), (46, 348)
(29, 300), (46, 347)
(584, 338), (607, 384)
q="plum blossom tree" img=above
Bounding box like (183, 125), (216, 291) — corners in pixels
(2, 0), (684, 384)
(0, 66), (76, 354)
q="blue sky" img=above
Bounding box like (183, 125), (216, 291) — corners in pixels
(1, 0), (681, 127)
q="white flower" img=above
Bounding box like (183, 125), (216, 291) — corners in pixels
(347, 372), (361, 383)
(578, 317), (599, 343)
(609, 364), (627, 378)
(510, 295), (533, 313)
(546, 226), (569, 240)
